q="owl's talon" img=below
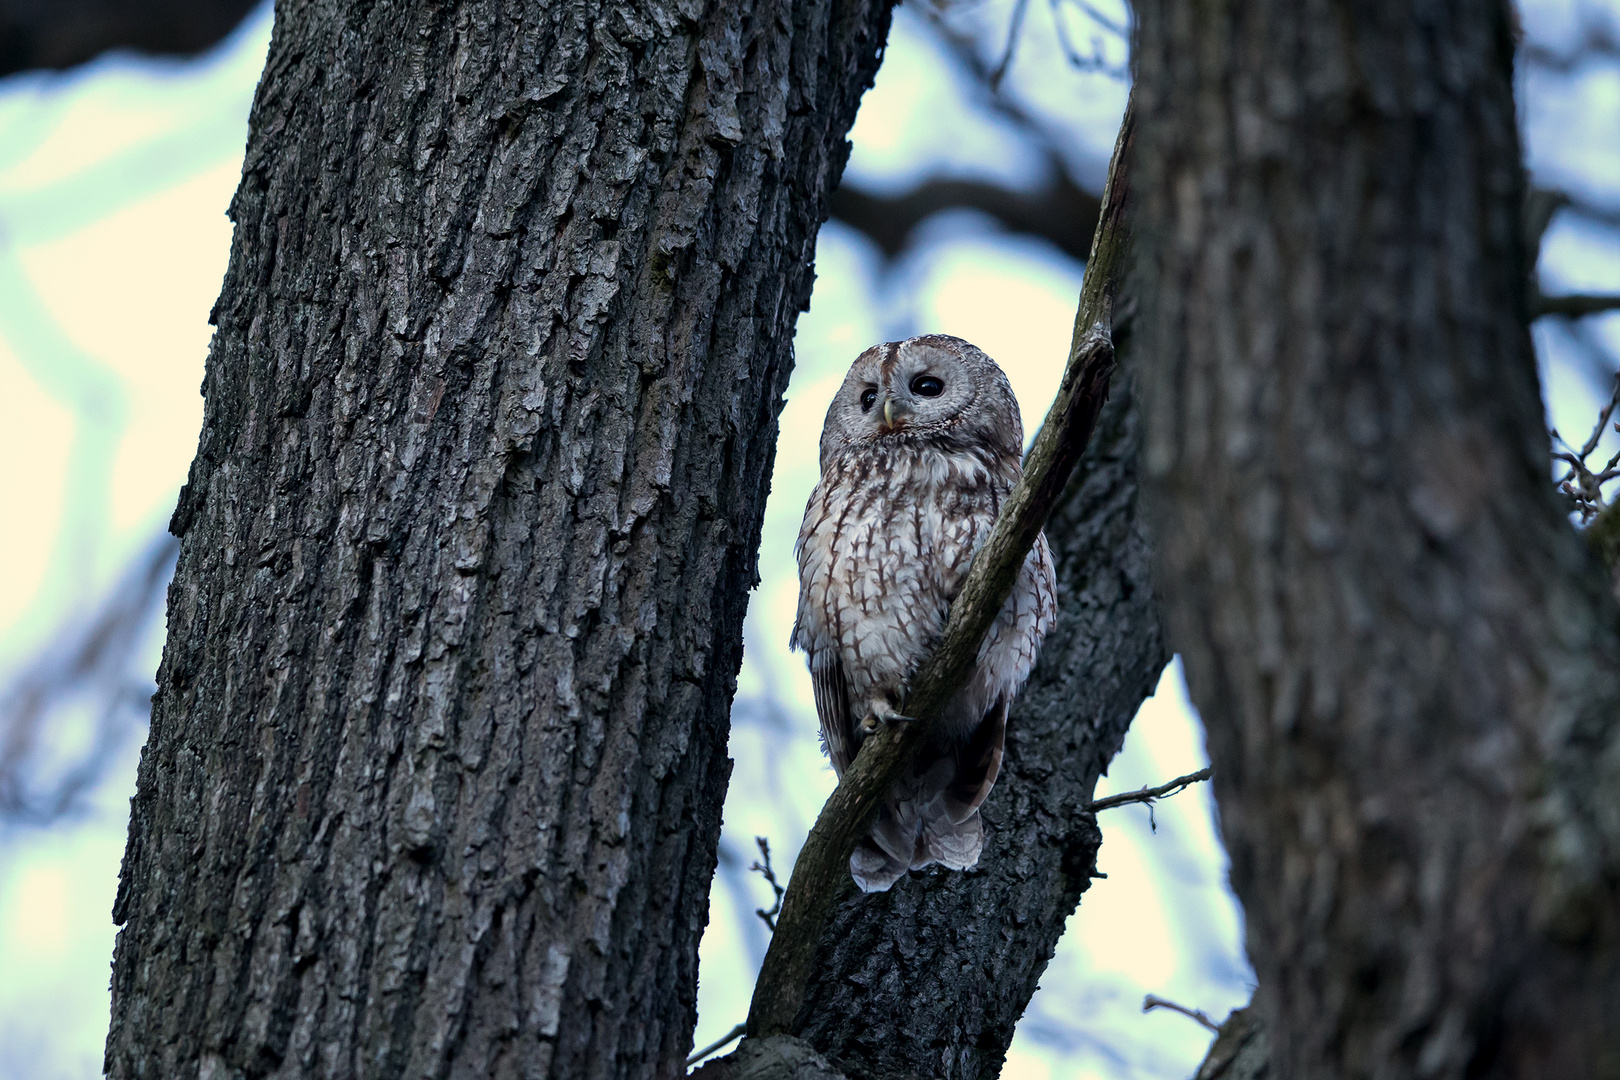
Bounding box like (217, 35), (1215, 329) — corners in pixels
(867, 699), (912, 728)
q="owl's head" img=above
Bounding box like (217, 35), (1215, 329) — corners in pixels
(818, 334), (1024, 467)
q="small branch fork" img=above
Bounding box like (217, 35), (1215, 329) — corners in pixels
(686, 1024), (747, 1068)
(744, 100), (1138, 1040)
(1084, 767), (1212, 814)
(750, 837), (786, 932)
(1552, 372), (1620, 523)
(1533, 291), (1620, 319)
(1142, 995), (1221, 1033)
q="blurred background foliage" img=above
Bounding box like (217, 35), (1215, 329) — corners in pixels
(0, 1), (1616, 1077)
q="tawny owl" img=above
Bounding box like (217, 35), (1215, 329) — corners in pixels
(792, 334), (1057, 892)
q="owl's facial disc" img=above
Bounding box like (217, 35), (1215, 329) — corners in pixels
(821, 335), (1021, 469)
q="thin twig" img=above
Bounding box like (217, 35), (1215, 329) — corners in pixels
(1084, 767), (1212, 813)
(744, 100), (1137, 1040)
(1552, 373), (1620, 523)
(686, 1023), (747, 1067)
(989, 0), (1031, 89)
(1046, 0), (1129, 78)
(750, 836), (786, 932)
(1143, 994), (1222, 1033)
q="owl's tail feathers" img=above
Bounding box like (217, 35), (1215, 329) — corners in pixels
(849, 836), (911, 893)
(847, 699), (1008, 893)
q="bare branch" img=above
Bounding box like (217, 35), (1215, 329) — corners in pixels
(1533, 291), (1620, 320)
(0, 0), (259, 76)
(829, 175), (1101, 264)
(750, 837), (787, 933)
(687, 1024), (748, 1068)
(1142, 994), (1222, 1033)
(1085, 767), (1211, 813)
(826, 8), (1108, 267)
(1561, 191), (1620, 232)
(988, 0), (1031, 89)
(1046, 0), (1129, 78)
(745, 100), (1137, 1040)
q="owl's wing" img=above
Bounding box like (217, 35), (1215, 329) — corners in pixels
(809, 653), (855, 776)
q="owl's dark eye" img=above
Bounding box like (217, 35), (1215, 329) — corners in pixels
(860, 387), (879, 412)
(910, 374), (944, 397)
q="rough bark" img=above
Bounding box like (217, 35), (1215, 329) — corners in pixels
(1193, 1008), (1269, 1080)
(1134, 2), (1620, 1078)
(0, 0), (258, 75)
(1587, 499), (1620, 600)
(105, 2), (892, 1078)
(789, 323), (1167, 1079)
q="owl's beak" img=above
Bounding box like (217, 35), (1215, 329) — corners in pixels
(880, 395), (912, 433)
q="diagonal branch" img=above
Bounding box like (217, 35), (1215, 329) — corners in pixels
(745, 99), (1138, 1040)
(1085, 766), (1211, 813)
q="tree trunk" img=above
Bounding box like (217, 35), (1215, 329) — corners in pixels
(104, 2), (891, 1077)
(792, 329), (1167, 1079)
(1133, 2), (1620, 1078)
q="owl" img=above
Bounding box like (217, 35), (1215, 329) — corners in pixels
(791, 334), (1057, 892)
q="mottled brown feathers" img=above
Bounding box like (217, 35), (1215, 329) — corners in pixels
(792, 335), (1057, 891)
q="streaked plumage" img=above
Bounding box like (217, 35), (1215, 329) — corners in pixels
(792, 334), (1057, 892)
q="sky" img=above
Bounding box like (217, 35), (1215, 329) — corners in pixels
(0, 2), (1615, 1078)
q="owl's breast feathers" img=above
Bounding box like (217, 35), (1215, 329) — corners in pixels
(795, 442), (999, 660)
(792, 437), (1057, 752)
(792, 336), (1056, 890)
(792, 437), (1057, 890)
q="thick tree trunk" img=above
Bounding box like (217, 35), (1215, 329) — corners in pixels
(791, 333), (1167, 1079)
(105, 2), (891, 1078)
(1134, 3), (1620, 1078)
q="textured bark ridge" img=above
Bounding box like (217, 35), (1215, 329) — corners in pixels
(1134, 3), (1620, 1078)
(791, 353), (1167, 1080)
(105, 2), (891, 1078)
